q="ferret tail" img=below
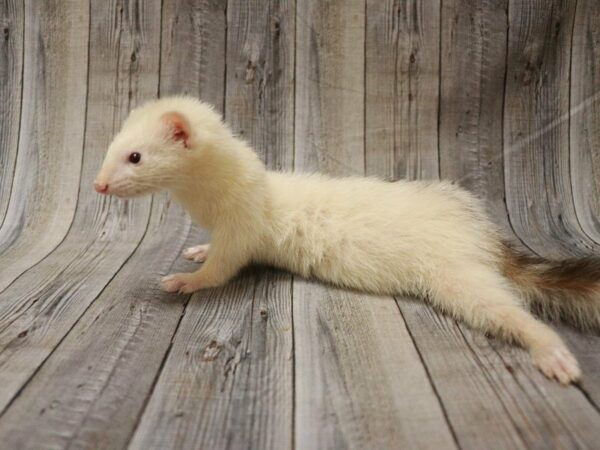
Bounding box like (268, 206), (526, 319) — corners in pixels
(500, 241), (600, 331)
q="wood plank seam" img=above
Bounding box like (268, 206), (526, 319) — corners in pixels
(0, 0), (92, 296)
(566, 0), (600, 248)
(454, 324), (529, 447)
(122, 245), (195, 450)
(394, 298), (462, 448)
(120, 5), (194, 441)
(291, 2), (297, 449)
(0, 194), (156, 419)
(0, 0), (25, 230)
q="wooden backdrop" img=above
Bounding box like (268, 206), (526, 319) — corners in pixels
(0, 0), (600, 448)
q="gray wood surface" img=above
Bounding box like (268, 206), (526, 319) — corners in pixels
(570, 0), (600, 246)
(0, 0), (88, 290)
(439, 0), (509, 225)
(0, 0), (23, 226)
(1, 1), (600, 449)
(295, 2), (455, 449)
(365, 0), (440, 181)
(565, 0), (600, 408)
(131, 1), (295, 448)
(0, 0), (162, 433)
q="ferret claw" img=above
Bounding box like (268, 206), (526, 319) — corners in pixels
(183, 244), (210, 263)
(161, 273), (203, 294)
(533, 346), (581, 385)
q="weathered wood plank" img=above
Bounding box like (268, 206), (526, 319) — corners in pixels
(130, 270), (293, 450)
(1, 2), (599, 449)
(365, 0), (440, 180)
(0, 196), (192, 450)
(503, 0), (595, 256)
(295, 284), (458, 449)
(295, 1), (456, 448)
(0, 1), (231, 447)
(401, 300), (600, 449)
(225, 0), (295, 170)
(0, 0), (161, 416)
(129, 1), (295, 449)
(384, 1), (600, 448)
(564, 0), (600, 407)
(503, 0), (600, 412)
(401, 301), (527, 450)
(159, 0), (226, 103)
(570, 0), (600, 247)
(438, 0), (511, 227)
(0, 0), (88, 290)
(373, 2), (533, 447)
(0, 0), (24, 226)
(295, 0), (365, 177)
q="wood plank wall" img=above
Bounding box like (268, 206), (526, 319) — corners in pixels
(0, 1), (599, 449)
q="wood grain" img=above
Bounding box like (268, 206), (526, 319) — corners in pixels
(0, 0), (229, 448)
(438, 0), (510, 226)
(295, 1), (456, 448)
(0, 1), (599, 448)
(129, 1), (295, 448)
(570, 0), (600, 245)
(225, 0), (295, 170)
(380, 2), (600, 448)
(503, 0), (600, 413)
(295, 0), (365, 176)
(295, 284), (458, 449)
(401, 300), (600, 449)
(130, 270), (293, 450)
(365, 0), (440, 181)
(0, 195), (192, 449)
(563, 0), (600, 407)
(0, 0), (160, 416)
(0, 0), (24, 226)
(0, 0), (89, 291)
(503, 0), (595, 257)
(159, 0), (226, 103)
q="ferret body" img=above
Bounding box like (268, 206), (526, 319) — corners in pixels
(261, 173), (496, 294)
(96, 96), (600, 384)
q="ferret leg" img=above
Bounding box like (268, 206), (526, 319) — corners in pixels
(183, 244), (210, 262)
(162, 238), (248, 294)
(430, 268), (580, 384)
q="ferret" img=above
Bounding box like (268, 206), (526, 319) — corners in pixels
(95, 96), (600, 385)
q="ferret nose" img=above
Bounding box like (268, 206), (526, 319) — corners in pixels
(94, 181), (109, 194)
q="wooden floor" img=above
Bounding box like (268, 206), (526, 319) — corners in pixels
(1, 0), (600, 448)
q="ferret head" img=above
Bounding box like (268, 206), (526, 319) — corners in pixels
(95, 101), (203, 198)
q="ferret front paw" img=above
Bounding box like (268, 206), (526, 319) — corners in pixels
(183, 244), (210, 263)
(532, 345), (581, 385)
(161, 273), (204, 294)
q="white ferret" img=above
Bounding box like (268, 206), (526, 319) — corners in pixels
(96, 96), (600, 384)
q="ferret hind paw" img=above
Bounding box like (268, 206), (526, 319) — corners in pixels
(533, 346), (581, 385)
(183, 244), (210, 263)
(161, 273), (203, 294)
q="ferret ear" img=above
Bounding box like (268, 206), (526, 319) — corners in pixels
(161, 111), (190, 148)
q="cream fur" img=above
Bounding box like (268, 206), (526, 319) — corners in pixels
(96, 96), (584, 384)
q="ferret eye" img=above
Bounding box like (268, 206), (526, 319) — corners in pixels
(129, 152), (141, 164)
